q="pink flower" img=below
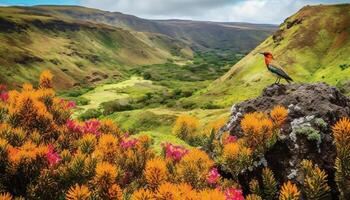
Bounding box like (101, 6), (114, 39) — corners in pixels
(225, 188), (244, 200)
(224, 135), (237, 145)
(207, 167), (220, 184)
(162, 143), (189, 162)
(120, 138), (138, 148)
(46, 144), (61, 166)
(83, 119), (101, 136)
(66, 119), (83, 133)
(66, 101), (76, 109)
(0, 92), (9, 102)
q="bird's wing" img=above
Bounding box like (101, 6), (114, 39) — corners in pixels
(268, 64), (293, 81)
(269, 59), (284, 69)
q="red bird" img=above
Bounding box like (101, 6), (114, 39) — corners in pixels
(259, 52), (293, 84)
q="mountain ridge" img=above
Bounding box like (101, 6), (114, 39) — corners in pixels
(14, 5), (277, 51)
(191, 3), (350, 107)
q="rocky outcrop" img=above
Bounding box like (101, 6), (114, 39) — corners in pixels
(218, 83), (350, 198)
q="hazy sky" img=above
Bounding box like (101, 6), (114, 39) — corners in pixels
(1, 0), (349, 24)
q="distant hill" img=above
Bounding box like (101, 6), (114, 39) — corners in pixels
(16, 5), (277, 51)
(0, 6), (192, 89)
(192, 4), (350, 106)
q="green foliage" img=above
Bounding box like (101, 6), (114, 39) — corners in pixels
(339, 64), (350, 71)
(335, 157), (350, 200)
(307, 131), (321, 142)
(301, 160), (331, 200)
(262, 167), (278, 200)
(78, 109), (102, 121)
(101, 100), (134, 115)
(249, 179), (262, 197)
(200, 102), (222, 109)
(314, 118), (327, 129)
(60, 87), (94, 98)
(295, 126), (321, 142)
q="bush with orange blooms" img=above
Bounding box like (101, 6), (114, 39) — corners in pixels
(1, 70), (348, 200)
(172, 114), (199, 143)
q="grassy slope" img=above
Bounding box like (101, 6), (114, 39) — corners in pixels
(0, 7), (191, 89)
(190, 4), (350, 106)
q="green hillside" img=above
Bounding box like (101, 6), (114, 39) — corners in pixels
(191, 4), (350, 106)
(15, 5), (277, 51)
(0, 7), (191, 89)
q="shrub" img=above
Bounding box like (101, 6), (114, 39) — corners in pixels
(66, 184), (91, 200)
(332, 118), (350, 199)
(175, 149), (214, 189)
(294, 126), (321, 142)
(144, 157), (168, 189)
(101, 100), (134, 115)
(278, 181), (300, 200)
(78, 109), (102, 121)
(270, 105), (288, 128)
(172, 114), (199, 142)
(249, 179), (261, 196)
(262, 168), (278, 200)
(301, 159), (330, 200)
(246, 194), (263, 200)
(130, 188), (153, 200)
(219, 141), (253, 178)
(241, 112), (273, 154)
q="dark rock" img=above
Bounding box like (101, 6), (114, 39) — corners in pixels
(218, 83), (350, 199)
(286, 18), (303, 29)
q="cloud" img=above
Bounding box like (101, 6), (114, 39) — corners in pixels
(79, 0), (350, 24)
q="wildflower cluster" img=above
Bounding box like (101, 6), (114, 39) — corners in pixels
(1, 71), (347, 199)
(172, 114), (199, 142)
(162, 142), (189, 162)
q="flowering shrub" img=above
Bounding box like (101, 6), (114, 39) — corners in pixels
(162, 142), (189, 162)
(224, 188), (245, 200)
(144, 157), (168, 189)
(278, 181), (300, 200)
(220, 141), (253, 177)
(207, 167), (221, 185)
(175, 149), (214, 189)
(0, 71), (344, 199)
(332, 117), (350, 198)
(172, 114), (199, 142)
(241, 112), (273, 153)
(270, 105), (288, 128)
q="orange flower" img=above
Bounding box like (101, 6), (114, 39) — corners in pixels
(145, 157), (168, 188)
(199, 189), (226, 200)
(332, 117), (350, 150)
(154, 182), (180, 200)
(270, 105), (288, 128)
(108, 184), (123, 200)
(94, 134), (118, 162)
(240, 112), (273, 151)
(175, 149), (214, 189)
(66, 184), (91, 200)
(94, 162), (118, 185)
(0, 192), (12, 200)
(39, 70), (53, 89)
(279, 181), (300, 200)
(131, 188), (154, 200)
(172, 115), (199, 141)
